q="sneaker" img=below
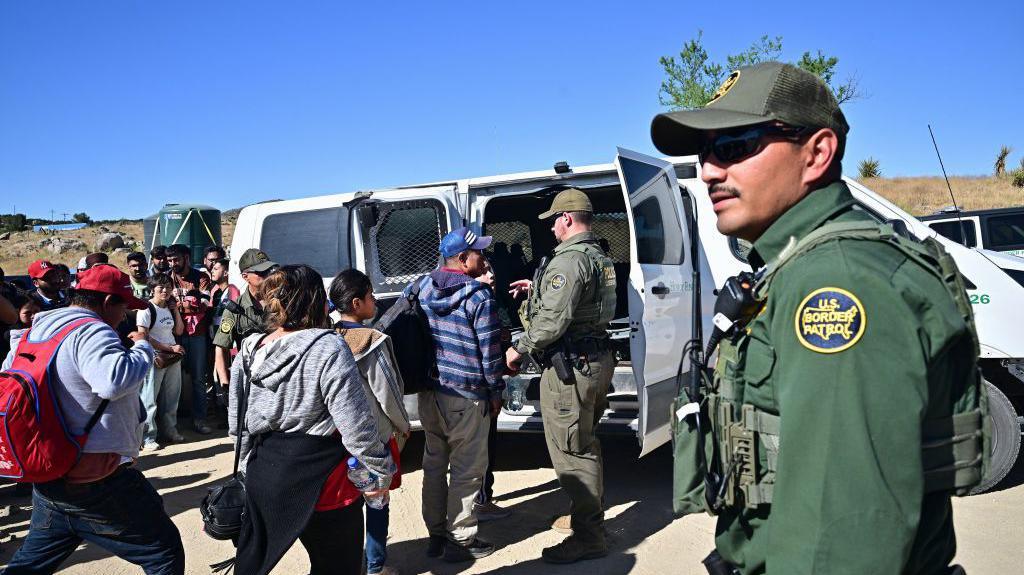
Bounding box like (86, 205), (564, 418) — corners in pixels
(426, 535), (447, 558)
(542, 535), (608, 564)
(474, 500), (512, 522)
(166, 430), (185, 443)
(443, 538), (495, 563)
(141, 441), (161, 452)
(194, 423), (213, 435)
(551, 514), (573, 534)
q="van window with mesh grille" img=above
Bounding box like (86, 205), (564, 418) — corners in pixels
(485, 221), (533, 262)
(593, 212), (630, 263)
(261, 207), (349, 277)
(368, 200), (447, 291)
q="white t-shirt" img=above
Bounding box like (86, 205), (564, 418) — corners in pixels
(136, 304), (176, 346)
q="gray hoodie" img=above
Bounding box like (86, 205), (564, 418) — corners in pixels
(228, 329), (395, 484)
(3, 307), (153, 457)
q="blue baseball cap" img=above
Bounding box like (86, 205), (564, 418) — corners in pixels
(440, 227), (492, 258)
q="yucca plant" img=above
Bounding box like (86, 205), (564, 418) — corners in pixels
(995, 145), (1013, 176)
(858, 157), (881, 179)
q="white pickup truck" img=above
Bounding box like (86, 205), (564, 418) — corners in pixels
(231, 150), (1024, 492)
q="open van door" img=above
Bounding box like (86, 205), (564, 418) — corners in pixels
(350, 185), (459, 296)
(614, 148), (692, 456)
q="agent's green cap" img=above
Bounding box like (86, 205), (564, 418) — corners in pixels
(651, 61), (850, 157)
(239, 248), (277, 273)
(538, 188), (594, 220)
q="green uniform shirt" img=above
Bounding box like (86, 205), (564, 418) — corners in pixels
(212, 286), (265, 349)
(516, 231), (616, 355)
(714, 181), (974, 574)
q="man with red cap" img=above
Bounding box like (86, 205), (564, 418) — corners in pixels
(2, 264), (185, 574)
(27, 259), (70, 311)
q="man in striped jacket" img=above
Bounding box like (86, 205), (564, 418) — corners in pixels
(410, 226), (505, 563)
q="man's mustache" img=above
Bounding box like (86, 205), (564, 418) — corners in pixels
(709, 184), (741, 198)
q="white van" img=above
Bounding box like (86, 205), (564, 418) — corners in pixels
(230, 150), (1024, 489)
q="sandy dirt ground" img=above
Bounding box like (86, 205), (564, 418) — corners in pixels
(1, 429), (1022, 574)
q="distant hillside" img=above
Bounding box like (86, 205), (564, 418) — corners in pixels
(2, 177), (1021, 275)
(1, 218), (237, 277)
(859, 175), (1022, 215)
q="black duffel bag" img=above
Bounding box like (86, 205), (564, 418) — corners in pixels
(200, 334), (265, 541)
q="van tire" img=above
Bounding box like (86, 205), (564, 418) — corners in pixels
(970, 380), (1021, 494)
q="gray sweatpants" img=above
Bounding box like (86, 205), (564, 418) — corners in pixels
(419, 390), (490, 544)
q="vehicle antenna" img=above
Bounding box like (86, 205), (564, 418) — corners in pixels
(928, 124), (970, 247)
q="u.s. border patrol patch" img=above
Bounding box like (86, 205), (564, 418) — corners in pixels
(794, 287), (865, 354)
(220, 316), (235, 334)
(550, 273), (567, 291)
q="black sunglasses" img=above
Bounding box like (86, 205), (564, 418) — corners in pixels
(698, 124), (811, 164)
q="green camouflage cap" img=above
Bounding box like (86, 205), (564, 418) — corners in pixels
(651, 61), (849, 157)
(538, 188), (594, 220)
(239, 248), (277, 273)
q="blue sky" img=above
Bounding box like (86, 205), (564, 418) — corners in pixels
(2, 1), (1022, 220)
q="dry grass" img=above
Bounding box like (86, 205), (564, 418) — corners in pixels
(860, 175), (1023, 216)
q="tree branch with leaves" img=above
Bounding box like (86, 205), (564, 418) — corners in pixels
(659, 32), (862, 110)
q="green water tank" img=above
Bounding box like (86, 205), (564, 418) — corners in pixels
(149, 204), (222, 263)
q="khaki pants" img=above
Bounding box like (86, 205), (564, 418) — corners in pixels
(540, 350), (613, 544)
(419, 390), (490, 543)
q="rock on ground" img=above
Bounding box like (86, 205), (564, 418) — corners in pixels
(94, 233), (125, 252)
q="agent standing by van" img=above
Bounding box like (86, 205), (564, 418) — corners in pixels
(505, 189), (617, 565)
(213, 249), (277, 394)
(650, 62), (984, 574)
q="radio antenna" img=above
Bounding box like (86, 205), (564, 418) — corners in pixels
(928, 124), (970, 247)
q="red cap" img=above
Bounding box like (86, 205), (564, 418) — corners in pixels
(28, 259), (57, 280)
(75, 264), (148, 310)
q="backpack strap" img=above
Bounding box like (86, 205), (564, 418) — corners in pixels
(754, 221), (894, 299)
(146, 302), (158, 330)
(16, 317), (110, 435)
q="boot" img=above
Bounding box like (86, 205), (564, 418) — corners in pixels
(542, 535), (608, 564)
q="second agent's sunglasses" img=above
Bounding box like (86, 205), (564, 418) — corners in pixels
(698, 123), (811, 164)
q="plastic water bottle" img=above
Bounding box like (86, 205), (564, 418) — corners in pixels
(507, 377), (526, 411)
(346, 457), (389, 509)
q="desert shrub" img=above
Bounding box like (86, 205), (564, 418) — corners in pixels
(858, 157), (881, 178)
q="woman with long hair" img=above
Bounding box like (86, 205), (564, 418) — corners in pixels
(230, 264), (394, 575)
(330, 269), (411, 575)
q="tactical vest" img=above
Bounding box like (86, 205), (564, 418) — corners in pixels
(707, 221), (989, 511)
(522, 239), (617, 344)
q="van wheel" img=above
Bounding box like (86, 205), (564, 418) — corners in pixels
(970, 380), (1021, 494)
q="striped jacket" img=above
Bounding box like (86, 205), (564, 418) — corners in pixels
(406, 269), (505, 400)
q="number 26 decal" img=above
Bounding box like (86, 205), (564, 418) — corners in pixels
(969, 294), (991, 305)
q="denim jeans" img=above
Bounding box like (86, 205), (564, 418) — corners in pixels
(3, 467), (185, 575)
(365, 503), (389, 574)
(181, 333), (208, 423)
(140, 363), (182, 443)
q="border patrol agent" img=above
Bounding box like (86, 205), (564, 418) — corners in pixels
(212, 248), (277, 387)
(651, 62), (986, 574)
(506, 188), (617, 564)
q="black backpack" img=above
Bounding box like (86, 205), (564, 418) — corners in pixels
(372, 276), (437, 395)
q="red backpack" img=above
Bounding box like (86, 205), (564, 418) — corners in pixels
(0, 317), (109, 482)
